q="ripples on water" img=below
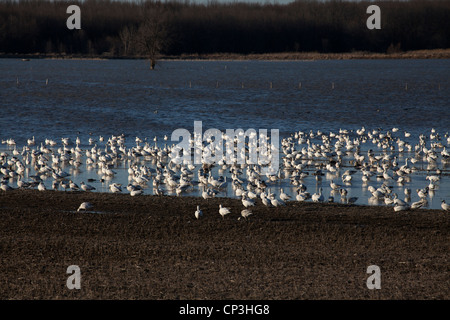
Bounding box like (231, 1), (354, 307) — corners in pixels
(0, 59), (449, 209)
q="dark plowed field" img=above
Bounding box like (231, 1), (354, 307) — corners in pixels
(0, 190), (448, 300)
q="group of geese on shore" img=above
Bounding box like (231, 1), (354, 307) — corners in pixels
(1, 126), (449, 219)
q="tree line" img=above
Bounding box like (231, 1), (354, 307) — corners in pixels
(0, 0), (449, 59)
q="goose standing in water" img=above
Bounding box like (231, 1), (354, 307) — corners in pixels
(426, 175), (440, 183)
(428, 180), (436, 191)
(81, 182), (96, 191)
(393, 193), (408, 207)
(296, 190), (309, 202)
(60, 180), (70, 191)
(1, 181), (13, 191)
(411, 199), (427, 209)
(417, 187), (429, 199)
(404, 188), (411, 197)
(130, 189), (143, 196)
(330, 180), (341, 191)
(109, 183), (122, 193)
(69, 180), (80, 191)
(384, 195), (394, 206)
(38, 182), (46, 191)
(279, 188), (291, 202)
(27, 136), (35, 146)
(341, 174), (352, 184)
(345, 196), (358, 204)
(17, 180), (31, 189)
(312, 187), (324, 203)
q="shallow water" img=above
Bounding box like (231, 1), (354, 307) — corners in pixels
(0, 59), (449, 209)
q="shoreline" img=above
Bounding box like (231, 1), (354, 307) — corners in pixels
(1, 187), (448, 211)
(0, 189), (448, 299)
(2, 49), (450, 61)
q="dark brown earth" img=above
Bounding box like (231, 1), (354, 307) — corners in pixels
(0, 190), (448, 300)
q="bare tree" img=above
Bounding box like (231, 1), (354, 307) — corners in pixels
(119, 24), (136, 56)
(136, 5), (170, 70)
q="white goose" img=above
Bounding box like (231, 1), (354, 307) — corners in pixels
(411, 199), (427, 209)
(279, 188), (291, 202)
(441, 200), (449, 211)
(69, 180), (80, 191)
(130, 189), (143, 196)
(27, 136), (35, 146)
(240, 209), (253, 220)
(369, 186), (384, 199)
(428, 180), (436, 191)
(1, 182), (13, 191)
(404, 188), (411, 197)
(342, 174), (352, 183)
(384, 196), (394, 206)
(394, 203), (410, 212)
(81, 182), (96, 191)
(37, 182), (46, 191)
(195, 205), (203, 219)
(296, 191), (309, 202)
(261, 195), (272, 207)
(330, 180), (341, 190)
(270, 197), (286, 207)
(417, 187), (429, 199)
(242, 195), (255, 208)
(109, 183), (122, 193)
(393, 193), (408, 206)
(312, 187), (324, 203)
(202, 188), (213, 200)
(219, 204), (231, 219)
(77, 202), (93, 212)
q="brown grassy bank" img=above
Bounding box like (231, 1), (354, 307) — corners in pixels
(2, 49), (450, 61)
(166, 49), (450, 61)
(0, 190), (448, 300)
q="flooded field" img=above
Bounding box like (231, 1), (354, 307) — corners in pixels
(0, 59), (449, 209)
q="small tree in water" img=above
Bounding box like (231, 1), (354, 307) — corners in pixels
(136, 5), (170, 70)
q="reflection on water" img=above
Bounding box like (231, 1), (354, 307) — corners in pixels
(0, 59), (449, 209)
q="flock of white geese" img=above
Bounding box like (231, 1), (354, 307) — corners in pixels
(1, 126), (449, 218)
